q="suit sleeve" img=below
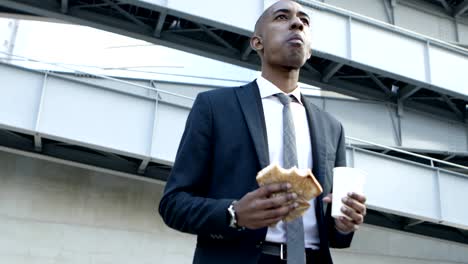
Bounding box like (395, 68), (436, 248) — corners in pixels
(328, 123), (354, 248)
(158, 93), (234, 235)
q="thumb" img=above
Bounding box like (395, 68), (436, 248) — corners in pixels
(322, 193), (333, 204)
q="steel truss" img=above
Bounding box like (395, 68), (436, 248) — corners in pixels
(0, 0), (466, 122)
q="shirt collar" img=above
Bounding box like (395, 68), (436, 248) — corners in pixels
(256, 75), (303, 104)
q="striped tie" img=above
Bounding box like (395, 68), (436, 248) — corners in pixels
(276, 93), (305, 264)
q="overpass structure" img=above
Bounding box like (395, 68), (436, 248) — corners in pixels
(0, 0), (467, 120)
(0, 0), (467, 248)
(0, 61), (467, 245)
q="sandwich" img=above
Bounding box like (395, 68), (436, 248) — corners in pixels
(256, 163), (323, 222)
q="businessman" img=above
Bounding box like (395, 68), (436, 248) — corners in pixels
(159, 1), (367, 263)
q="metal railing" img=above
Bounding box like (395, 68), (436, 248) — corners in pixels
(2, 51), (467, 175)
(347, 136), (468, 174)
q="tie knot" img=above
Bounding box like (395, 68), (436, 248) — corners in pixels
(276, 93), (293, 106)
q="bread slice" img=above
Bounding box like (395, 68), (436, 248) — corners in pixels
(256, 163), (323, 222)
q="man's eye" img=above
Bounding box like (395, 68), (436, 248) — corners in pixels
(276, 14), (288, 20)
(301, 18), (310, 25)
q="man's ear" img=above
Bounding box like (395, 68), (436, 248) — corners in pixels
(250, 35), (263, 52)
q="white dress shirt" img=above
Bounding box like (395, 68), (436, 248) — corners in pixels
(256, 76), (320, 249)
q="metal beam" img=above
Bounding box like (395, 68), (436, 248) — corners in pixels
(61, 0), (68, 14)
(197, 23), (237, 53)
(454, 0), (468, 17)
(443, 153), (456, 161)
(441, 94), (463, 119)
(138, 159), (150, 174)
(404, 219), (425, 229)
(302, 75), (389, 101)
(302, 62), (321, 76)
(336, 75), (370, 80)
(399, 84), (421, 101)
(383, 0), (395, 24)
(436, 0), (452, 14)
(367, 72), (393, 97)
(71, 3), (111, 10)
(153, 10), (167, 37)
(321, 62), (343, 83)
(34, 134), (42, 152)
(165, 28), (205, 34)
(103, 0), (147, 28)
(241, 41), (253, 61)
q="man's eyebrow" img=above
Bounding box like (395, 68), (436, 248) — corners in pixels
(272, 8), (291, 15)
(297, 11), (310, 20)
(272, 9), (310, 20)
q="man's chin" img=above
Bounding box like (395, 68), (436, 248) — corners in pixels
(283, 59), (307, 70)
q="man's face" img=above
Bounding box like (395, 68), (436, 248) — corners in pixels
(253, 1), (312, 69)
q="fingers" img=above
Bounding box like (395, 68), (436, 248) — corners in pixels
(258, 202), (297, 220)
(333, 192), (367, 233)
(335, 216), (359, 233)
(254, 183), (291, 198)
(348, 192), (367, 204)
(244, 203), (297, 229)
(342, 196), (366, 216)
(236, 186), (298, 229)
(322, 193), (333, 204)
(254, 192), (297, 210)
(341, 206), (364, 225)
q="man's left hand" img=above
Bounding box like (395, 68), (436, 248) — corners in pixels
(323, 192), (367, 233)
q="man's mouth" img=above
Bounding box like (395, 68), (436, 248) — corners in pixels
(287, 35), (304, 45)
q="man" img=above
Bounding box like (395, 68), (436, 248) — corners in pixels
(159, 1), (367, 263)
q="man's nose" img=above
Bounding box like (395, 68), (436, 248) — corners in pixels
(290, 16), (304, 31)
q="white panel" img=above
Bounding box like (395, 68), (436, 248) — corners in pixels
(351, 21), (427, 82)
(310, 10), (349, 58)
(430, 46), (468, 95)
(0, 64), (43, 131)
(325, 0), (388, 23)
(401, 110), (467, 152)
(439, 171), (468, 229)
(395, 5), (456, 42)
(152, 103), (189, 163)
(459, 23), (468, 45)
(167, 0), (263, 31)
(0, 18), (14, 54)
(437, 18), (457, 43)
(325, 99), (396, 146)
(353, 150), (440, 221)
(447, 122), (468, 152)
(38, 77), (155, 156)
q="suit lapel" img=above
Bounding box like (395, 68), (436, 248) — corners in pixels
(302, 95), (330, 215)
(235, 81), (270, 169)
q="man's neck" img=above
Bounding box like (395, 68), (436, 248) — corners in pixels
(261, 65), (300, 94)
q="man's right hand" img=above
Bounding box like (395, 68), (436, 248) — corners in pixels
(234, 183), (298, 229)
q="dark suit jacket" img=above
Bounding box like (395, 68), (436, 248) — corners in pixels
(159, 81), (353, 264)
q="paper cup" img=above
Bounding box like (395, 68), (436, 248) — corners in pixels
(331, 167), (366, 220)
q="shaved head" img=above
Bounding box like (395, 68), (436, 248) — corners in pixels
(254, 0), (304, 36)
(254, 4), (271, 36)
(250, 0), (312, 69)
